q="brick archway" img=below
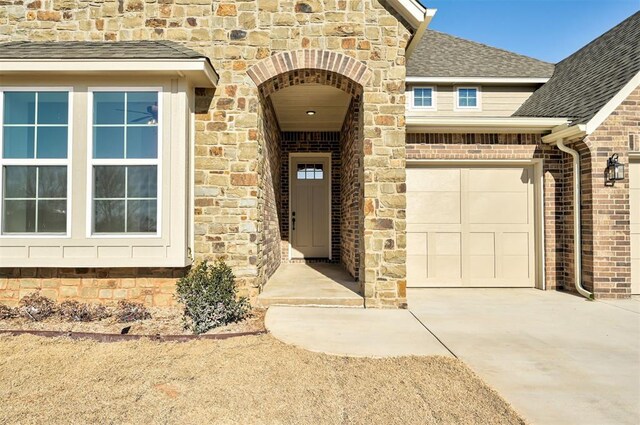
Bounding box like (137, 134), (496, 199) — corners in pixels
(247, 50), (373, 88)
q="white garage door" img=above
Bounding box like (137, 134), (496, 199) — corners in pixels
(631, 159), (639, 294)
(407, 165), (536, 287)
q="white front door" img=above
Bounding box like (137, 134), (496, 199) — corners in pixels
(290, 155), (331, 259)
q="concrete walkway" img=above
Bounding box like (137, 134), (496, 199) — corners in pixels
(258, 263), (363, 308)
(409, 289), (640, 425)
(266, 306), (452, 357)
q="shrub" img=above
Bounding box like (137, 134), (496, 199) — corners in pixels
(0, 304), (18, 320)
(18, 292), (56, 321)
(114, 300), (151, 323)
(59, 300), (111, 322)
(175, 260), (249, 334)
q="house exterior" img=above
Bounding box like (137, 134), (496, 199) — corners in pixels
(0, 2), (637, 308)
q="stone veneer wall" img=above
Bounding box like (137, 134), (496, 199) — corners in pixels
(279, 131), (341, 262)
(406, 133), (565, 291)
(0, 268), (186, 307)
(340, 97), (363, 279)
(0, 0), (411, 308)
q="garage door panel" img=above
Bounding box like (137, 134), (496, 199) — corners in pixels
(407, 165), (536, 288)
(407, 168), (460, 192)
(468, 167), (530, 192)
(468, 192), (529, 224)
(408, 192), (461, 224)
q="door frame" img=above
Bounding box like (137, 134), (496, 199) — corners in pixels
(630, 153), (639, 294)
(406, 158), (545, 290)
(288, 152), (332, 260)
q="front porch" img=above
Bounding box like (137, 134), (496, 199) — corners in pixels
(257, 263), (363, 308)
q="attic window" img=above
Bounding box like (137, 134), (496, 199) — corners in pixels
(413, 87), (435, 109)
(456, 87), (479, 109)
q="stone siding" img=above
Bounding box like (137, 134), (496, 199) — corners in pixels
(0, 268), (186, 307)
(0, 0), (411, 308)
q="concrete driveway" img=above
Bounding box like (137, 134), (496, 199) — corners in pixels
(409, 289), (640, 425)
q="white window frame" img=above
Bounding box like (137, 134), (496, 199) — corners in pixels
(86, 87), (163, 239)
(411, 86), (436, 110)
(455, 86), (481, 111)
(0, 87), (73, 238)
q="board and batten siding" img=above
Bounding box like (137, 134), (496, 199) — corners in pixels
(406, 85), (538, 117)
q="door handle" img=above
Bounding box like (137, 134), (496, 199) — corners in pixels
(292, 212), (296, 231)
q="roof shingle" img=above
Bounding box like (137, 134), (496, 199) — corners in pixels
(407, 30), (555, 78)
(514, 12), (640, 123)
(0, 40), (206, 60)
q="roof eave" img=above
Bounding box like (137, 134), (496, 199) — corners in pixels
(405, 8), (437, 59)
(407, 116), (570, 134)
(406, 76), (551, 84)
(0, 57), (218, 87)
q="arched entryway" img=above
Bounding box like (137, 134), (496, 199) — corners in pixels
(249, 51), (369, 305)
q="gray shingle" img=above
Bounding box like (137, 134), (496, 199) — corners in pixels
(408, 30), (555, 78)
(0, 40), (206, 60)
(514, 12), (640, 123)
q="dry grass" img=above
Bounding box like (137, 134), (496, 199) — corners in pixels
(0, 307), (265, 336)
(0, 334), (525, 424)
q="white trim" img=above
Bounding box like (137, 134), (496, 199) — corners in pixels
(386, 0), (427, 29)
(406, 116), (570, 133)
(288, 152), (332, 261)
(585, 70), (640, 134)
(86, 87), (163, 239)
(405, 8), (436, 59)
(410, 86), (436, 111)
(406, 76), (550, 84)
(406, 158), (545, 290)
(0, 58), (218, 88)
(0, 87), (73, 238)
(454, 86), (481, 111)
(629, 152), (640, 160)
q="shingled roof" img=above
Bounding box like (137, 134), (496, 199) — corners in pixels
(407, 29), (555, 78)
(514, 12), (640, 124)
(0, 40), (206, 60)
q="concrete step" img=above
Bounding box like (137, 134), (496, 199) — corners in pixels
(256, 295), (364, 309)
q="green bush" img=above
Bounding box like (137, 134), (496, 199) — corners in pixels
(175, 260), (249, 334)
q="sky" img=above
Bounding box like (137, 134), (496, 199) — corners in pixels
(421, 0), (639, 63)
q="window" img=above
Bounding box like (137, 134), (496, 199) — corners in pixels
(296, 163), (324, 180)
(456, 87), (480, 109)
(90, 90), (160, 235)
(412, 87), (435, 109)
(1, 90), (70, 234)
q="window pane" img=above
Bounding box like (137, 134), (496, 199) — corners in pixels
(467, 97), (477, 107)
(93, 92), (125, 125)
(127, 166), (157, 198)
(3, 200), (36, 233)
(126, 126), (158, 159)
(127, 92), (158, 124)
(38, 167), (67, 198)
(94, 200), (125, 233)
(4, 92), (36, 124)
(4, 166), (36, 198)
(414, 97), (423, 107)
(94, 166), (125, 199)
(37, 92), (68, 125)
(37, 126), (67, 159)
(127, 200), (157, 232)
(3, 127), (35, 159)
(37, 200), (66, 233)
(459, 97), (468, 107)
(94, 126), (125, 159)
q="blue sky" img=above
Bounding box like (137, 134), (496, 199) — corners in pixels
(421, 0), (639, 63)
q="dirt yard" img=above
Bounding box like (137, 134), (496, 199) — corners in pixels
(0, 334), (525, 424)
(0, 307), (265, 335)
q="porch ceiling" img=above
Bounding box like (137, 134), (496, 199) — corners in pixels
(269, 84), (351, 132)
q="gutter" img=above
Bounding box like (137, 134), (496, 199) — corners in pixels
(544, 132), (593, 300)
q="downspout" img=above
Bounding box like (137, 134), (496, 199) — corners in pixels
(555, 139), (593, 300)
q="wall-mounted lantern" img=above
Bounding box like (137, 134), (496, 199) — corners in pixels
(606, 153), (625, 184)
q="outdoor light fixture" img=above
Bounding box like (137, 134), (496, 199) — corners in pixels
(606, 153), (625, 183)
(306, 110), (316, 116)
